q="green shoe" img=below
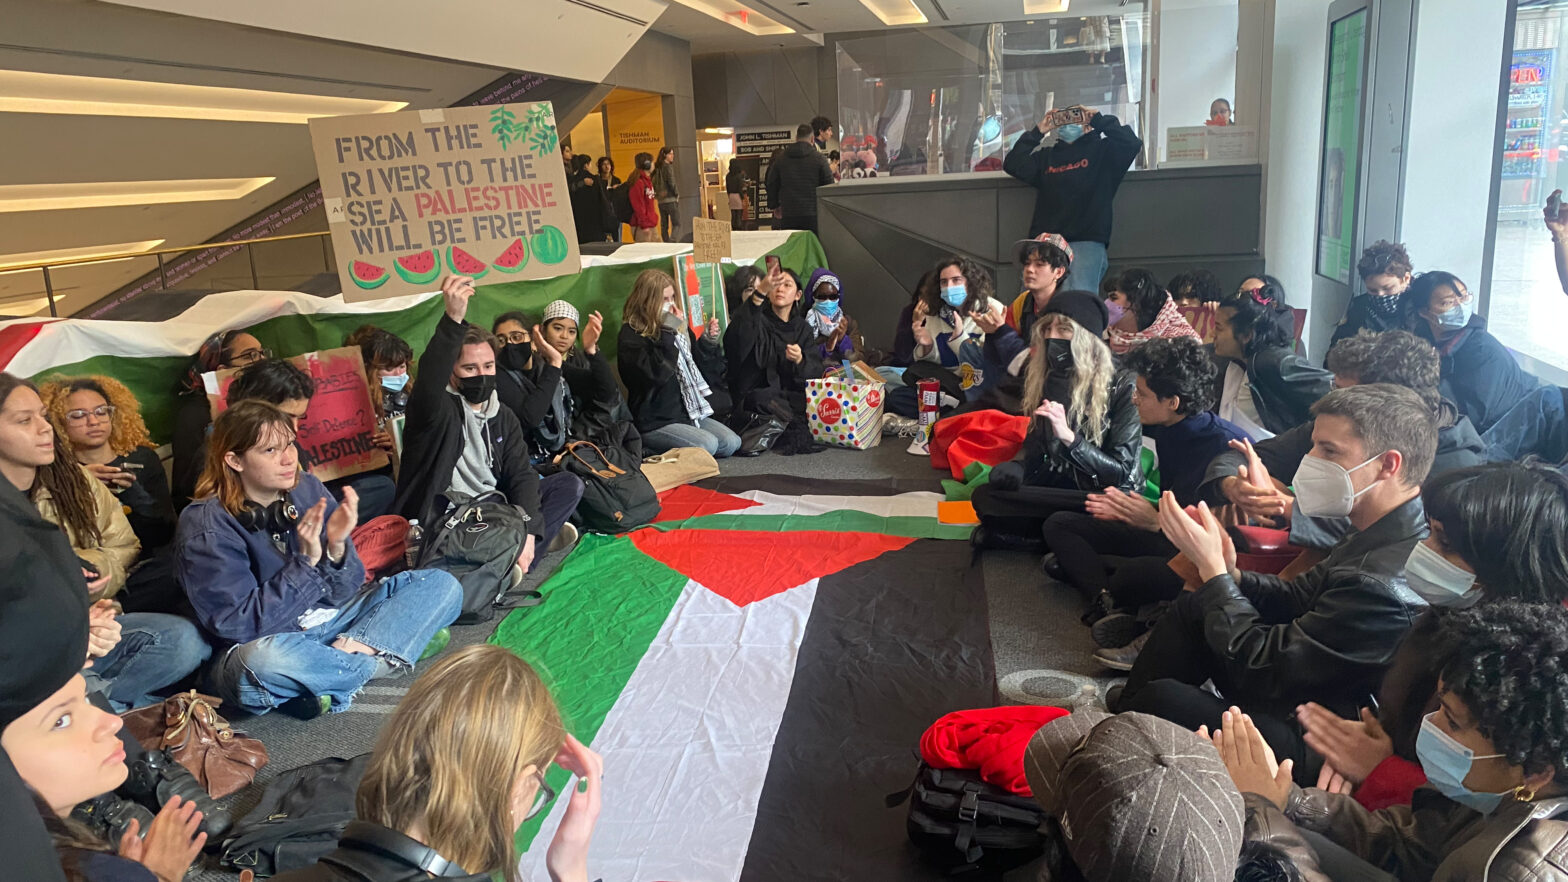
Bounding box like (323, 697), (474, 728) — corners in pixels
(418, 627), (452, 662)
(279, 693), (333, 720)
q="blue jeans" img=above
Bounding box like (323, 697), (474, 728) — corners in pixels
(211, 568), (463, 714)
(534, 472), (585, 569)
(1063, 240), (1108, 293)
(85, 613), (211, 712)
(1483, 385), (1567, 463)
(642, 417), (742, 458)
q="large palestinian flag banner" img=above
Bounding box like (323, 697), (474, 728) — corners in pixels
(494, 477), (994, 881)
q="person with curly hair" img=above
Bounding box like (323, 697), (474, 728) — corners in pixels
(1331, 240), (1414, 349)
(1296, 461), (1568, 813)
(907, 256), (1008, 403)
(1104, 268), (1200, 356)
(1168, 268), (1222, 309)
(1039, 336), (1252, 657)
(40, 376), (175, 551)
(1220, 600), (1568, 881)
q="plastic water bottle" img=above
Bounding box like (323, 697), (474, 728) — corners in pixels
(404, 519), (423, 569)
(1070, 683), (1099, 713)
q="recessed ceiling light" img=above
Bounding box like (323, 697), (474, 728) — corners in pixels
(0, 178), (276, 213)
(857, 0), (927, 25)
(669, 0), (794, 35)
(0, 239), (165, 274)
(0, 70), (407, 124)
(1023, 0), (1070, 13)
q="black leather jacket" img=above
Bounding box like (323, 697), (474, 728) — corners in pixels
(271, 822), (491, 882)
(1019, 371), (1142, 493)
(1189, 495), (1429, 719)
(1244, 345), (1334, 436)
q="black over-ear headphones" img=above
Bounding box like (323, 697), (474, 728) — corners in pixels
(330, 821), (471, 878)
(235, 498), (301, 535)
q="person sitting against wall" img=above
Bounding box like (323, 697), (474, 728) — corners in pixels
(1116, 383), (1436, 779)
(1296, 461), (1568, 814)
(273, 644), (602, 882)
(1002, 104), (1141, 293)
(803, 268), (864, 368)
(1038, 336), (1250, 662)
(1403, 270), (1541, 435)
(0, 373), (208, 715)
(1104, 268), (1200, 356)
(908, 257), (1008, 403)
(619, 270), (739, 457)
(970, 292), (1140, 551)
(1168, 268), (1222, 310)
(395, 277), (585, 566)
(723, 267), (823, 452)
(1332, 240), (1414, 350)
(177, 400), (463, 719)
(170, 328), (270, 510)
(1221, 600), (1568, 881)
(1212, 283), (1333, 437)
(344, 325), (414, 457)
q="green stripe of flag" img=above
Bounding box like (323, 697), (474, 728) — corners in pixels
(488, 533), (688, 852)
(655, 510), (974, 541)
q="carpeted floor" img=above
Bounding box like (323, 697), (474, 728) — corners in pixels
(185, 439), (1113, 881)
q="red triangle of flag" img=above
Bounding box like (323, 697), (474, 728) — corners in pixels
(630, 528), (915, 607)
(651, 484), (761, 524)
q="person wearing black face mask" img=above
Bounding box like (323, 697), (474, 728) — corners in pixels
(490, 311), (564, 450)
(971, 290), (1143, 553)
(393, 277), (586, 573)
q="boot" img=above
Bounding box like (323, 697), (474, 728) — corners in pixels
(122, 745), (233, 839)
(969, 526), (1046, 555)
(72, 792), (154, 844)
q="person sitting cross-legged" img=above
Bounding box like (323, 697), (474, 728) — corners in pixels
(1112, 383), (1437, 780)
(175, 400), (463, 718)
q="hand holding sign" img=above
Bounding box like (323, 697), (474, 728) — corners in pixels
(442, 275), (474, 323)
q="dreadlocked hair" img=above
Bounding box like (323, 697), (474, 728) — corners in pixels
(0, 374), (101, 545)
(39, 375), (152, 457)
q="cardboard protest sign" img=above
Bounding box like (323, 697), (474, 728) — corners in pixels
(205, 347), (389, 482)
(671, 254), (729, 338)
(309, 103), (581, 302)
(1176, 303), (1217, 343)
(691, 216), (732, 264)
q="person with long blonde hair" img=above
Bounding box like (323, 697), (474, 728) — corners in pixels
(971, 291), (1141, 552)
(274, 644), (602, 882)
(617, 268), (740, 456)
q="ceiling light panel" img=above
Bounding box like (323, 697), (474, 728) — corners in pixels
(669, 0), (794, 35)
(0, 178), (276, 213)
(0, 70), (407, 123)
(858, 0), (928, 26)
(1022, 0), (1069, 12)
(0, 240), (165, 273)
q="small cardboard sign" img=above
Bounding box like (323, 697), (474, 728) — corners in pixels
(309, 102), (581, 302)
(205, 347), (389, 482)
(691, 216), (733, 265)
(1176, 303), (1217, 343)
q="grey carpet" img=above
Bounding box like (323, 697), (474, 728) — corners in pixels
(182, 437), (1114, 880)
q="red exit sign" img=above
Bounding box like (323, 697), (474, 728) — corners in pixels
(1514, 65), (1544, 84)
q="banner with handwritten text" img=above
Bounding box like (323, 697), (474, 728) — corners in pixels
(310, 103), (581, 302)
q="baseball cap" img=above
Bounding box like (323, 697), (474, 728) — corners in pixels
(1014, 233), (1074, 266)
(1023, 711), (1244, 882)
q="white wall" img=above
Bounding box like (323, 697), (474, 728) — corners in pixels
(1157, 0), (1240, 160)
(1399, 0), (1507, 289)
(1261, 0), (1329, 351)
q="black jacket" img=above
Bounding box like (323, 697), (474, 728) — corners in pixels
(1190, 495), (1429, 719)
(271, 822), (490, 882)
(170, 392), (213, 511)
(498, 348), (624, 457)
(1416, 315), (1541, 434)
(723, 309), (822, 418)
(1002, 113), (1142, 243)
(392, 315), (542, 534)
(1240, 345), (1333, 436)
(114, 445), (177, 549)
(1330, 294), (1403, 351)
(618, 323), (723, 431)
(764, 141), (834, 220)
(1018, 371), (1143, 493)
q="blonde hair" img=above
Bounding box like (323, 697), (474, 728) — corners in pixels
(195, 400), (297, 515)
(356, 645), (565, 881)
(39, 375), (152, 456)
(1021, 314), (1115, 444)
(623, 269), (676, 339)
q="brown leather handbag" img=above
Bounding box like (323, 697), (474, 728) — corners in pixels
(122, 690), (269, 798)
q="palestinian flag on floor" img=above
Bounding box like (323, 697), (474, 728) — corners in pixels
(492, 477), (994, 881)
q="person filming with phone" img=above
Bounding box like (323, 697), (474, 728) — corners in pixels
(1004, 103), (1141, 293)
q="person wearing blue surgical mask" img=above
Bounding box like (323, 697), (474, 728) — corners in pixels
(1405, 271), (1540, 434)
(803, 268), (864, 366)
(1224, 600), (1568, 881)
(346, 326), (416, 455)
(910, 257), (1008, 400)
(1296, 461), (1568, 811)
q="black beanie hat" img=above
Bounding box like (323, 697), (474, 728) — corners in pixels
(1038, 289), (1110, 338)
(0, 480), (89, 731)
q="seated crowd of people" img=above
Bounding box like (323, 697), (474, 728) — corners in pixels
(4, 228), (1568, 882)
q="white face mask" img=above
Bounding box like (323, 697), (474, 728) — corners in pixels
(1292, 453), (1382, 518)
(1404, 541), (1480, 607)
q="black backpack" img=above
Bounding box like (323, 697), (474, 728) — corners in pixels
(551, 439), (660, 533)
(887, 763), (1047, 877)
(220, 754), (371, 877)
(417, 492), (536, 624)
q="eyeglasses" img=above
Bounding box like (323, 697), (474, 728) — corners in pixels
(500, 331), (529, 345)
(813, 292), (840, 302)
(229, 347), (271, 367)
(65, 405), (116, 424)
(525, 770), (556, 820)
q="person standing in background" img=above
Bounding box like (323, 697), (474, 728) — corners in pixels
(653, 146), (680, 243)
(726, 163), (748, 231)
(628, 153), (660, 243)
(596, 157), (623, 243)
(1003, 104), (1141, 294)
(766, 124), (836, 236)
(810, 115), (834, 152)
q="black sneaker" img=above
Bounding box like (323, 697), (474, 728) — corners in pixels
(1090, 612), (1147, 649)
(970, 526), (1046, 555)
(1041, 553), (1066, 581)
(1079, 593), (1114, 627)
(123, 747), (233, 839)
(72, 792), (154, 843)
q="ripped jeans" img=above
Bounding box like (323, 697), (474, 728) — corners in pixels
(211, 569), (462, 714)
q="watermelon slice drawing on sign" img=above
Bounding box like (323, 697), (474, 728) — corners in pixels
(392, 250), (441, 285)
(446, 245), (488, 280)
(492, 238), (528, 274)
(348, 260), (388, 290)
